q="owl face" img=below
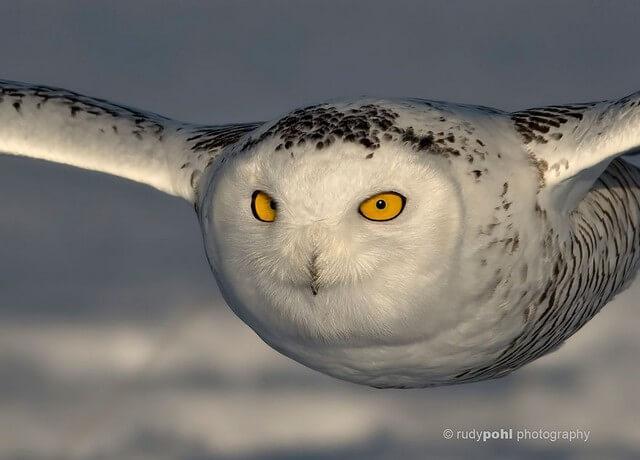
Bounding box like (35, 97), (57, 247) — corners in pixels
(200, 136), (468, 358)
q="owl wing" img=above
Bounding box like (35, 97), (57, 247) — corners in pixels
(0, 80), (261, 202)
(511, 91), (640, 213)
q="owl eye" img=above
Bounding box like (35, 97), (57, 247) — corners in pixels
(251, 190), (278, 222)
(358, 191), (406, 222)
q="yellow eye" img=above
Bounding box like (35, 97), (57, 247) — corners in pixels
(251, 190), (278, 222)
(358, 191), (406, 222)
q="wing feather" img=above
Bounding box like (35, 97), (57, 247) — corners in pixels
(0, 80), (260, 202)
(511, 92), (640, 213)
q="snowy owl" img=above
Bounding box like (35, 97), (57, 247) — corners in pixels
(2, 80), (640, 388)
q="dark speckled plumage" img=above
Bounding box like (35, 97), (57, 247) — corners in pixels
(511, 103), (597, 145)
(455, 159), (640, 384)
(242, 103), (400, 152)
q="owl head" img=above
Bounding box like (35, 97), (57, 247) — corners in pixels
(197, 100), (541, 387)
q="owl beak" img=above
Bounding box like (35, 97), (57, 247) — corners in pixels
(309, 250), (320, 296)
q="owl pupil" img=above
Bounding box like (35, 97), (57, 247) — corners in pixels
(376, 200), (386, 209)
(269, 200), (277, 210)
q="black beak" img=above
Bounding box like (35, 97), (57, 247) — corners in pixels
(309, 250), (319, 296)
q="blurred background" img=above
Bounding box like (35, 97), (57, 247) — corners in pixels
(1, 1), (639, 459)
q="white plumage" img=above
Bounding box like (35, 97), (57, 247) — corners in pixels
(2, 79), (640, 388)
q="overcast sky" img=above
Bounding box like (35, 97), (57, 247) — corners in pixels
(1, 2), (639, 459)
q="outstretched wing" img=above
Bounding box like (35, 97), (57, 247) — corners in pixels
(511, 91), (640, 213)
(0, 80), (261, 202)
